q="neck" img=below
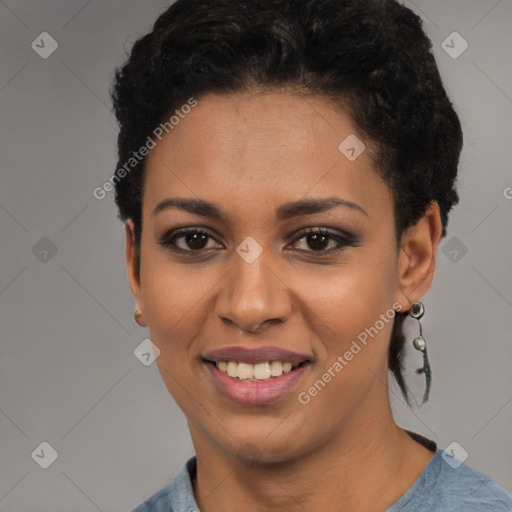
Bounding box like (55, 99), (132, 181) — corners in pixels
(190, 394), (435, 512)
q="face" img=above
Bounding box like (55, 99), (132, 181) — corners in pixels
(126, 90), (438, 463)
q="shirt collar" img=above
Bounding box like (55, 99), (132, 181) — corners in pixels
(169, 456), (200, 512)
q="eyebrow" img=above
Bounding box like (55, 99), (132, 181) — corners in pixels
(152, 196), (368, 220)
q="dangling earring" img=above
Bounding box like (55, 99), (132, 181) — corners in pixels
(134, 308), (145, 327)
(409, 300), (431, 404)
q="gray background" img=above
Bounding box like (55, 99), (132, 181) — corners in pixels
(1, 0), (511, 510)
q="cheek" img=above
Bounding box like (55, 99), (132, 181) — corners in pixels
(139, 240), (217, 331)
(137, 248), (212, 382)
(140, 257), (214, 413)
(293, 249), (398, 374)
(292, 268), (397, 420)
(299, 252), (397, 327)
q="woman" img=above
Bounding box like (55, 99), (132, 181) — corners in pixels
(111, 0), (512, 510)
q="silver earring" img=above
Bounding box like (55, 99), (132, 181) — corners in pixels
(409, 300), (431, 404)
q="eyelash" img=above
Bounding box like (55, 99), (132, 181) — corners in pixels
(158, 226), (358, 257)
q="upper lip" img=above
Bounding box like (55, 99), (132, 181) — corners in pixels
(203, 345), (312, 365)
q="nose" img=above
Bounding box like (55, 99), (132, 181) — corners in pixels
(215, 249), (293, 333)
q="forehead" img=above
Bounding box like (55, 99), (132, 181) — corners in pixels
(143, 91), (392, 223)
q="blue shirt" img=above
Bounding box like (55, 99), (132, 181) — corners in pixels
(131, 434), (512, 512)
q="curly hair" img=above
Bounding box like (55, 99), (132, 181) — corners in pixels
(111, 0), (463, 404)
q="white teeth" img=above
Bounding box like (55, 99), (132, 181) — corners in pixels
(237, 363), (254, 380)
(270, 361), (283, 377)
(282, 362), (293, 373)
(226, 361), (238, 378)
(254, 362), (271, 380)
(215, 360), (300, 381)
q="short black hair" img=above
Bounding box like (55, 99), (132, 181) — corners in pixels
(111, 0), (463, 404)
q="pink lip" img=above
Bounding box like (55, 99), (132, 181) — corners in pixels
(205, 361), (310, 406)
(203, 345), (312, 365)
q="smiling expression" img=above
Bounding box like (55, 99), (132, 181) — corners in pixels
(126, 90), (428, 461)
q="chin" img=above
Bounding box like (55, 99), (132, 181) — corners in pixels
(217, 421), (313, 465)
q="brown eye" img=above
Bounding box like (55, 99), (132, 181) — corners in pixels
(289, 227), (359, 255)
(182, 231), (209, 250)
(158, 228), (222, 253)
(303, 232), (331, 251)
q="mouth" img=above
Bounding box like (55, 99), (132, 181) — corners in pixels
(204, 359), (310, 381)
(202, 345), (312, 405)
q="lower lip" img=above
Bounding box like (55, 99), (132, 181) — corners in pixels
(205, 362), (310, 406)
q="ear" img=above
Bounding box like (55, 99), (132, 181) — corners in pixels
(394, 201), (443, 312)
(125, 219), (143, 312)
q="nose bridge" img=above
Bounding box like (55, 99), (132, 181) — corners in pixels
(216, 246), (291, 331)
(232, 250), (271, 299)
